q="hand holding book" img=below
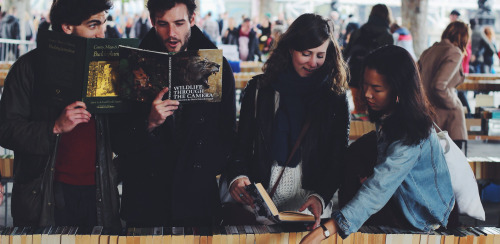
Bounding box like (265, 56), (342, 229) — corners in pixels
(53, 101), (92, 134)
(147, 87), (179, 131)
(299, 196), (322, 230)
(245, 182), (315, 223)
(229, 177), (254, 208)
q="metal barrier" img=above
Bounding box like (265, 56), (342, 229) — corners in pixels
(0, 38), (36, 63)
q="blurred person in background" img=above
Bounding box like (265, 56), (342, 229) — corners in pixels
(390, 23), (416, 60)
(257, 13), (272, 52)
(202, 11), (220, 45)
(481, 26), (498, 74)
(237, 18), (260, 61)
(418, 21), (469, 150)
(124, 15), (134, 38)
(131, 10), (152, 40)
(343, 4), (393, 119)
(222, 17), (238, 45)
(449, 9), (460, 22)
(105, 15), (121, 38)
(262, 24), (285, 55)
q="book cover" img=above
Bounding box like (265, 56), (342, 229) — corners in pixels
(245, 182), (315, 223)
(37, 30), (139, 113)
(118, 46), (223, 103)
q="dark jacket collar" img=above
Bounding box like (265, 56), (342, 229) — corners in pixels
(139, 25), (217, 52)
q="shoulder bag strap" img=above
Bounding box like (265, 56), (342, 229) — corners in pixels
(269, 118), (311, 199)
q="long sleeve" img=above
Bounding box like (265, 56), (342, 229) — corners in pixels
(225, 78), (258, 182)
(430, 51), (463, 110)
(333, 140), (421, 237)
(0, 52), (56, 154)
(312, 93), (350, 204)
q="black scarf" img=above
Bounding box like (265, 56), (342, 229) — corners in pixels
(270, 67), (327, 167)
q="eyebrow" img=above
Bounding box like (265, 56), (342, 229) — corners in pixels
(85, 19), (104, 26)
(157, 19), (186, 24)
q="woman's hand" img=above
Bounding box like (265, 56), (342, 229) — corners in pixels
(299, 195), (322, 230)
(229, 177), (254, 207)
(300, 219), (338, 244)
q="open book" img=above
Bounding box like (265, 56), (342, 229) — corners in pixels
(37, 30), (139, 113)
(245, 183), (315, 223)
(118, 46), (223, 103)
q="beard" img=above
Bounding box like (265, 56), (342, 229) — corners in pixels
(164, 30), (191, 52)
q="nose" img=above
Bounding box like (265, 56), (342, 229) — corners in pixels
(167, 25), (176, 38)
(307, 56), (317, 68)
(364, 88), (372, 99)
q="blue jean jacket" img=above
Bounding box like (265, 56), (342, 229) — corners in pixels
(332, 129), (454, 238)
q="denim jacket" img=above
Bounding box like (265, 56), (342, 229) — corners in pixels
(332, 128), (454, 238)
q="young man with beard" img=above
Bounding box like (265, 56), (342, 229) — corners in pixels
(111, 0), (236, 227)
(0, 0), (121, 231)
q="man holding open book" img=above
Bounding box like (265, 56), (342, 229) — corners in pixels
(0, 0), (120, 232)
(110, 0), (236, 227)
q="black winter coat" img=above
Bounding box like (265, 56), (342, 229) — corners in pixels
(226, 75), (349, 205)
(111, 26), (236, 227)
(0, 49), (121, 231)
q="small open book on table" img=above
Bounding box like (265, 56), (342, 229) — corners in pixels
(245, 183), (315, 223)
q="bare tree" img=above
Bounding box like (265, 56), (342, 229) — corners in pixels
(401, 0), (428, 58)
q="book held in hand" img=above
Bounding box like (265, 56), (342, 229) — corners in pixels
(118, 46), (223, 103)
(37, 30), (139, 113)
(245, 182), (315, 223)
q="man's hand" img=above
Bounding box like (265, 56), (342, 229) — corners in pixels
(148, 88), (179, 132)
(53, 101), (91, 134)
(299, 196), (323, 230)
(229, 177), (254, 207)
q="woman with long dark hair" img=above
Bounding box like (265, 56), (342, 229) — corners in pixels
(225, 13), (349, 228)
(301, 45), (454, 243)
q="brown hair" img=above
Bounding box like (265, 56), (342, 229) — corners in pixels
(484, 26), (495, 41)
(441, 21), (470, 52)
(262, 13), (348, 94)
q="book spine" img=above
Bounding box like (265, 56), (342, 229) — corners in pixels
(168, 56), (172, 100)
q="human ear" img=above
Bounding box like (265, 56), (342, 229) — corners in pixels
(61, 24), (74, 35)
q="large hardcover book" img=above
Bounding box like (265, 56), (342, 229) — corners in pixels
(37, 30), (139, 113)
(245, 182), (315, 223)
(118, 46), (223, 103)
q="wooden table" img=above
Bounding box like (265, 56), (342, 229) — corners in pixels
(457, 80), (500, 92)
(465, 74), (500, 80)
(458, 74), (500, 92)
(468, 135), (500, 140)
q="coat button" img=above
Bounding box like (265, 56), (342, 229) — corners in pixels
(48, 202), (52, 206)
(197, 116), (205, 124)
(193, 163), (202, 169)
(196, 139), (204, 147)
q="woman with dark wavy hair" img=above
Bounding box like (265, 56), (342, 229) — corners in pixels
(301, 45), (454, 243)
(225, 13), (349, 228)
